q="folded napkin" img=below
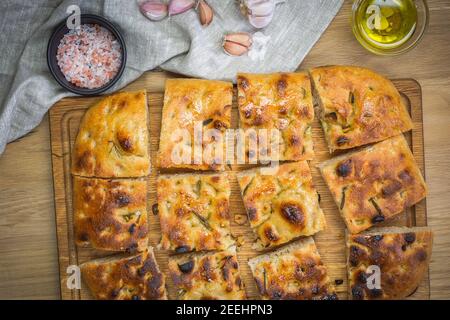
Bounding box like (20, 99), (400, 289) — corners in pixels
(0, 0), (343, 154)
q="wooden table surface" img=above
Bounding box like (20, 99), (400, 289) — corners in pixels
(0, 0), (449, 300)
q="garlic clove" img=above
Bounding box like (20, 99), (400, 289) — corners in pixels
(223, 41), (249, 56)
(140, 0), (168, 21)
(197, 0), (214, 26)
(168, 0), (196, 16)
(248, 12), (274, 29)
(240, 0), (285, 29)
(244, 0), (275, 17)
(223, 33), (253, 56)
(224, 33), (253, 48)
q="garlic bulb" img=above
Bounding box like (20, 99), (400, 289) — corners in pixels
(139, 0), (168, 21)
(239, 0), (285, 29)
(169, 0), (196, 16)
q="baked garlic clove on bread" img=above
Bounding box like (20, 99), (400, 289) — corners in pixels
(156, 173), (234, 252)
(73, 176), (149, 252)
(237, 72), (315, 161)
(237, 161), (326, 250)
(81, 247), (167, 300)
(346, 226), (433, 300)
(310, 65), (413, 153)
(71, 90), (150, 178)
(158, 79), (233, 170)
(168, 247), (246, 300)
(248, 237), (337, 300)
(318, 135), (427, 234)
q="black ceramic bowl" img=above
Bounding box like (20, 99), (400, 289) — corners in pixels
(47, 14), (127, 96)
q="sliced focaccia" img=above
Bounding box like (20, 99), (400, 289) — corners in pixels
(236, 162), (326, 250)
(156, 173), (234, 252)
(237, 72), (314, 162)
(158, 79), (232, 170)
(248, 238), (337, 300)
(73, 176), (148, 252)
(72, 90), (150, 178)
(310, 66), (413, 153)
(347, 227), (433, 300)
(319, 135), (427, 234)
(168, 247), (246, 300)
(81, 247), (167, 300)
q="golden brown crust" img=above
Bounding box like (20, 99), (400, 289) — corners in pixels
(237, 162), (326, 249)
(157, 173), (234, 252)
(73, 176), (148, 252)
(72, 90), (150, 178)
(319, 135), (427, 234)
(347, 227), (433, 300)
(158, 79), (233, 170)
(81, 247), (167, 300)
(248, 238), (337, 300)
(237, 72), (314, 161)
(310, 66), (413, 152)
(168, 247), (246, 300)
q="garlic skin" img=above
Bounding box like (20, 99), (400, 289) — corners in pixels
(197, 0), (213, 26)
(223, 33), (253, 56)
(240, 0), (285, 29)
(248, 32), (270, 61)
(139, 0), (168, 21)
(169, 0), (196, 16)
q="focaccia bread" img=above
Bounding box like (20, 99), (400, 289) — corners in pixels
(168, 247), (246, 300)
(72, 90), (150, 178)
(158, 79), (232, 170)
(157, 173), (234, 252)
(81, 247), (167, 300)
(319, 135), (427, 234)
(347, 227), (433, 300)
(237, 72), (314, 162)
(236, 162), (326, 250)
(310, 66), (413, 153)
(73, 176), (148, 252)
(248, 238), (337, 300)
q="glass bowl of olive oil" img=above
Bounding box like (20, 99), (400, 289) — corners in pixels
(352, 0), (429, 55)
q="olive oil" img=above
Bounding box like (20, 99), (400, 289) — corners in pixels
(354, 0), (417, 49)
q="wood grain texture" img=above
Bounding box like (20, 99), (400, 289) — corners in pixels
(48, 78), (428, 300)
(0, 0), (449, 300)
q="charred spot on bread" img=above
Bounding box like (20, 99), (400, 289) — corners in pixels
(351, 285), (364, 300)
(336, 159), (352, 178)
(175, 246), (191, 254)
(336, 136), (350, 146)
(404, 232), (416, 244)
(381, 180), (402, 198)
(280, 203), (305, 225)
(178, 260), (195, 274)
(264, 227), (280, 242)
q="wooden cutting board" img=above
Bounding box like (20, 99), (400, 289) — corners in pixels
(49, 73), (429, 300)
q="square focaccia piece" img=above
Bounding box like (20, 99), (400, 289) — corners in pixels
(310, 66), (413, 153)
(347, 227), (433, 300)
(81, 247), (167, 300)
(237, 162), (326, 250)
(319, 135), (427, 234)
(73, 176), (149, 252)
(157, 173), (234, 252)
(237, 72), (314, 162)
(168, 247), (246, 300)
(72, 90), (150, 178)
(248, 238), (337, 300)
(158, 79), (232, 170)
